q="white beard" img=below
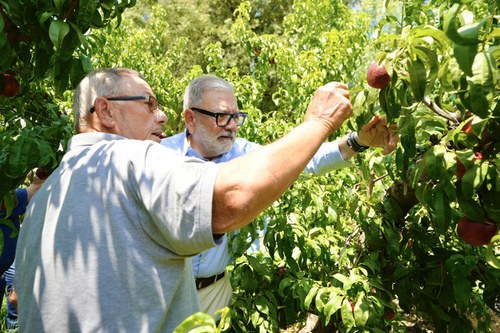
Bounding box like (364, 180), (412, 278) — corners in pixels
(196, 124), (236, 158)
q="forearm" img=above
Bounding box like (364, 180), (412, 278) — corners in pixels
(26, 184), (42, 202)
(212, 119), (333, 234)
(337, 136), (357, 161)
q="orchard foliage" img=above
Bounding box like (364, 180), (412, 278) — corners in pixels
(171, 0), (499, 332)
(0, 0), (136, 212)
(0, 0), (499, 332)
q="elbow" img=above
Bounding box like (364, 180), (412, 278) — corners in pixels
(211, 182), (258, 234)
(212, 194), (252, 234)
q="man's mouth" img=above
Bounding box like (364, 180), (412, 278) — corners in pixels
(152, 131), (167, 139)
(218, 132), (235, 140)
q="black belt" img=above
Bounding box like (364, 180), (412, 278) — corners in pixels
(195, 272), (225, 290)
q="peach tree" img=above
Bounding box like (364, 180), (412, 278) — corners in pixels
(174, 0), (499, 332)
(0, 0), (136, 211)
(1, 0), (498, 332)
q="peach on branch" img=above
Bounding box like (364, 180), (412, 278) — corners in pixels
(1, 73), (20, 97)
(367, 62), (391, 89)
(457, 216), (498, 246)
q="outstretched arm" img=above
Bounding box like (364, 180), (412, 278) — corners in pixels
(212, 83), (353, 234)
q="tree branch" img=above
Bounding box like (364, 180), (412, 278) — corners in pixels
(335, 227), (361, 267)
(423, 96), (461, 125)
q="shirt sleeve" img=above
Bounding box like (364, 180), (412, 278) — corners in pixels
(134, 143), (220, 256)
(304, 140), (354, 176)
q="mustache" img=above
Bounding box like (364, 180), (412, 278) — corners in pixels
(218, 130), (236, 139)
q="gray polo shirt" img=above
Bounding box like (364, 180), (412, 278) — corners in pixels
(16, 132), (220, 332)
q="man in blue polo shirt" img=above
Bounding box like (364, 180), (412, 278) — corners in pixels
(161, 74), (399, 317)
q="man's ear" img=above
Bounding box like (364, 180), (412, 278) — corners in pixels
(93, 97), (115, 128)
(185, 109), (196, 133)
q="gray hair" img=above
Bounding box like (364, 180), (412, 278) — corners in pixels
(183, 75), (234, 111)
(73, 68), (144, 132)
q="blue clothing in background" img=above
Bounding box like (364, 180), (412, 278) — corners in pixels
(0, 188), (28, 275)
(0, 188), (27, 330)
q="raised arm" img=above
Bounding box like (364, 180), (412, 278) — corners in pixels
(212, 82), (352, 234)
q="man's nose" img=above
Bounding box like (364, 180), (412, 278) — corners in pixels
(155, 109), (168, 124)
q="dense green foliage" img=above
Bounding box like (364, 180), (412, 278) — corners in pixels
(1, 0), (499, 332)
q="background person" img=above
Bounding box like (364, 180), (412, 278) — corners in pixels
(15, 67), (354, 332)
(161, 74), (399, 318)
(0, 170), (46, 329)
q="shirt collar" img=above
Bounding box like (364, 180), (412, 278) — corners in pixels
(68, 132), (127, 150)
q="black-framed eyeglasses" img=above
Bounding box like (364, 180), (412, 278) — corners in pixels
(190, 107), (248, 127)
(90, 95), (159, 113)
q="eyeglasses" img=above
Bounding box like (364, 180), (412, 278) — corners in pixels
(190, 107), (248, 127)
(90, 95), (159, 113)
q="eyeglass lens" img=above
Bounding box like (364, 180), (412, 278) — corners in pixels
(144, 96), (157, 112)
(216, 113), (246, 127)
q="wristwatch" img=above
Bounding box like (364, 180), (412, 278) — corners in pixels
(346, 131), (369, 153)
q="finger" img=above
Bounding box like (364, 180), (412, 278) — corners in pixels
(323, 82), (349, 90)
(334, 87), (350, 100)
(382, 132), (400, 155)
(360, 114), (381, 132)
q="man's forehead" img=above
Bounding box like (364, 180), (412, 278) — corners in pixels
(202, 89), (237, 105)
(119, 75), (152, 94)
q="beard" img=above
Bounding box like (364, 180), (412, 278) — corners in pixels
(196, 124), (236, 158)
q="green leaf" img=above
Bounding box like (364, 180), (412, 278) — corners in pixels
(457, 19), (486, 42)
(424, 145), (446, 180)
(432, 189), (450, 233)
(468, 52), (496, 118)
(324, 294), (343, 322)
(446, 255), (475, 310)
(414, 45), (439, 87)
(409, 26), (448, 50)
(455, 182), (485, 221)
(399, 114), (416, 157)
(0, 191), (16, 219)
(173, 312), (216, 333)
(453, 43), (477, 77)
(49, 19), (70, 49)
(383, 224), (400, 257)
(408, 58), (426, 101)
(340, 298), (355, 328)
(443, 4), (479, 45)
(38, 11), (54, 25)
(481, 188), (500, 222)
(54, 65), (70, 95)
(77, 0), (98, 29)
(8, 130), (31, 176)
(485, 235), (500, 269)
(68, 22), (89, 49)
(53, 0), (65, 12)
(304, 285), (318, 309)
(353, 296), (370, 327)
(461, 162), (489, 199)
